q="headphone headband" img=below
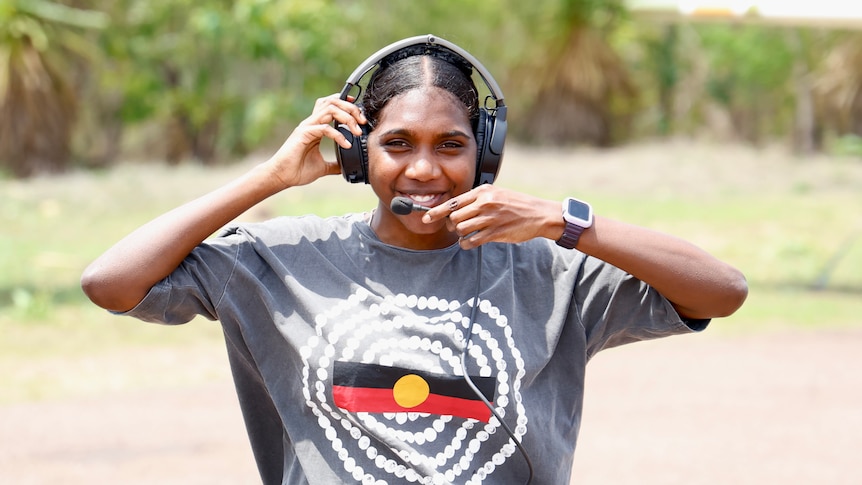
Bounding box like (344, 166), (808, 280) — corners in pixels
(339, 34), (506, 111)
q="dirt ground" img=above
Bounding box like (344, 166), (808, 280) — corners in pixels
(2, 326), (860, 484)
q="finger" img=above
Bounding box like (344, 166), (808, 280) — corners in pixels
(422, 200), (453, 223)
(332, 94), (366, 123)
(329, 96), (368, 129)
(423, 193), (476, 223)
(453, 214), (489, 240)
(321, 124), (356, 150)
(293, 123), (353, 151)
(308, 95), (367, 135)
(457, 225), (491, 250)
(445, 216), (457, 233)
(311, 102), (363, 128)
(459, 233), (481, 250)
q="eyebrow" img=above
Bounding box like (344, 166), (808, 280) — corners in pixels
(377, 128), (473, 139)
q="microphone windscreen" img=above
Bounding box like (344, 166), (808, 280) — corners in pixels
(390, 197), (414, 215)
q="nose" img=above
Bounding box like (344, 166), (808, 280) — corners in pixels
(404, 151), (441, 181)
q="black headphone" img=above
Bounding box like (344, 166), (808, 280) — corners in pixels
(335, 34), (507, 187)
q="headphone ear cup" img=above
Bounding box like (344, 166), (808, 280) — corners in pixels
(336, 123), (370, 184)
(473, 109), (503, 187)
(473, 110), (488, 187)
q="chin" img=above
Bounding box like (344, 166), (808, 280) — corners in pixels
(406, 220), (446, 236)
(404, 218), (451, 238)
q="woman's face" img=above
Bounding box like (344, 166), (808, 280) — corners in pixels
(367, 86), (477, 250)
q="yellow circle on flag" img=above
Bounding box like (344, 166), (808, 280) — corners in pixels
(392, 374), (430, 408)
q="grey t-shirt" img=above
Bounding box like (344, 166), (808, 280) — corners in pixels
(123, 213), (705, 484)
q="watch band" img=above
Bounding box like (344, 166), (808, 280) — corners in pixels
(556, 221), (586, 249)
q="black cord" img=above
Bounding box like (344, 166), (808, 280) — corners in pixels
(460, 245), (534, 484)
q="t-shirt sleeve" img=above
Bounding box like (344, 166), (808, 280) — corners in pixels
(117, 234), (242, 325)
(574, 255), (709, 359)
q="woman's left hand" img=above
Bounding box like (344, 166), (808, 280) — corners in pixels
(423, 185), (563, 249)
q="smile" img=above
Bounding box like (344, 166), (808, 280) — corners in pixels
(399, 193), (445, 207)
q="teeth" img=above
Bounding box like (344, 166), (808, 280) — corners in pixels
(408, 194), (435, 202)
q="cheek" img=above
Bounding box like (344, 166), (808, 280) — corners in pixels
(364, 148), (396, 185)
(447, 157), (477, 190)
(453, 139), (480, 188)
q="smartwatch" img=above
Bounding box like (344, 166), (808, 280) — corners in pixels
(556, 197), (594, 249)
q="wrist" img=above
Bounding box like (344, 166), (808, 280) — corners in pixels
(253, 160), (295, 194)
(556, 197), (594, 249)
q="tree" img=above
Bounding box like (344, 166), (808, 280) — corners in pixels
(90, 0), (362, 165)
(697, 24), (796, 144)
(508, 0), (637, 146)
(0, 0), (106, 177)
(814, 33), (862, 142)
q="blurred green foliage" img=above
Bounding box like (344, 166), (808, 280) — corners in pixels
(701, 25), (795, 139)
(91, 0), (360, 161)
(832, 134), (862, 156)
(1, 0), (861, 173)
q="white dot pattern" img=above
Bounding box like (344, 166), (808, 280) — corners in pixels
(300, 288), (527, 483)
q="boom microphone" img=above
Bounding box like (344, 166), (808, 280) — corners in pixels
(390, 197), (431, 215)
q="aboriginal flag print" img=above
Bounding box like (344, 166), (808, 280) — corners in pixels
(332, 361), (496, 422)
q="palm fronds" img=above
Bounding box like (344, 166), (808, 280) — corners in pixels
(814, 34), (862, 136)
(0, 0), (105, 177)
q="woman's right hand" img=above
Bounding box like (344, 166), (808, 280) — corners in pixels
(263, 94), (367, 190)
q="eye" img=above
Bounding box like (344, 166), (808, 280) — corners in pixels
(381, 138), (411, 151)
(438, 140), (467, 154)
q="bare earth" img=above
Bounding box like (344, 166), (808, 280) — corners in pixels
(2, 141), (861, 484)
(2, 327), (860, 484)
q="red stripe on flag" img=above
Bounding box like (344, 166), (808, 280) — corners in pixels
(333, 385), (492, 422)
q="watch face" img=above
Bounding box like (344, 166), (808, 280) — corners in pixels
(566, 198), (591, 221)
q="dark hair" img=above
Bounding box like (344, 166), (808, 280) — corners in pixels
(360, 46), (480, 132)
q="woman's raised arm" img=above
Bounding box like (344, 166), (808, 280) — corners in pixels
(81, 95), (365, 312)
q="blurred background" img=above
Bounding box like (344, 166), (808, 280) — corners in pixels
(1, 1), (861, 484)
(2, 0), (862, 175)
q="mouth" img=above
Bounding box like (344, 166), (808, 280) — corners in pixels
(398, 192), (446, 208)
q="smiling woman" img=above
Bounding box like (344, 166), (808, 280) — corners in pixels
(81, 35), (746, 485)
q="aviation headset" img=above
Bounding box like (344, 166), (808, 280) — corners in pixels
(335, 34), (508, 187)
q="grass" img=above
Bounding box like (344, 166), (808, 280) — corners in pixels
(2, 141), (861, 402)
